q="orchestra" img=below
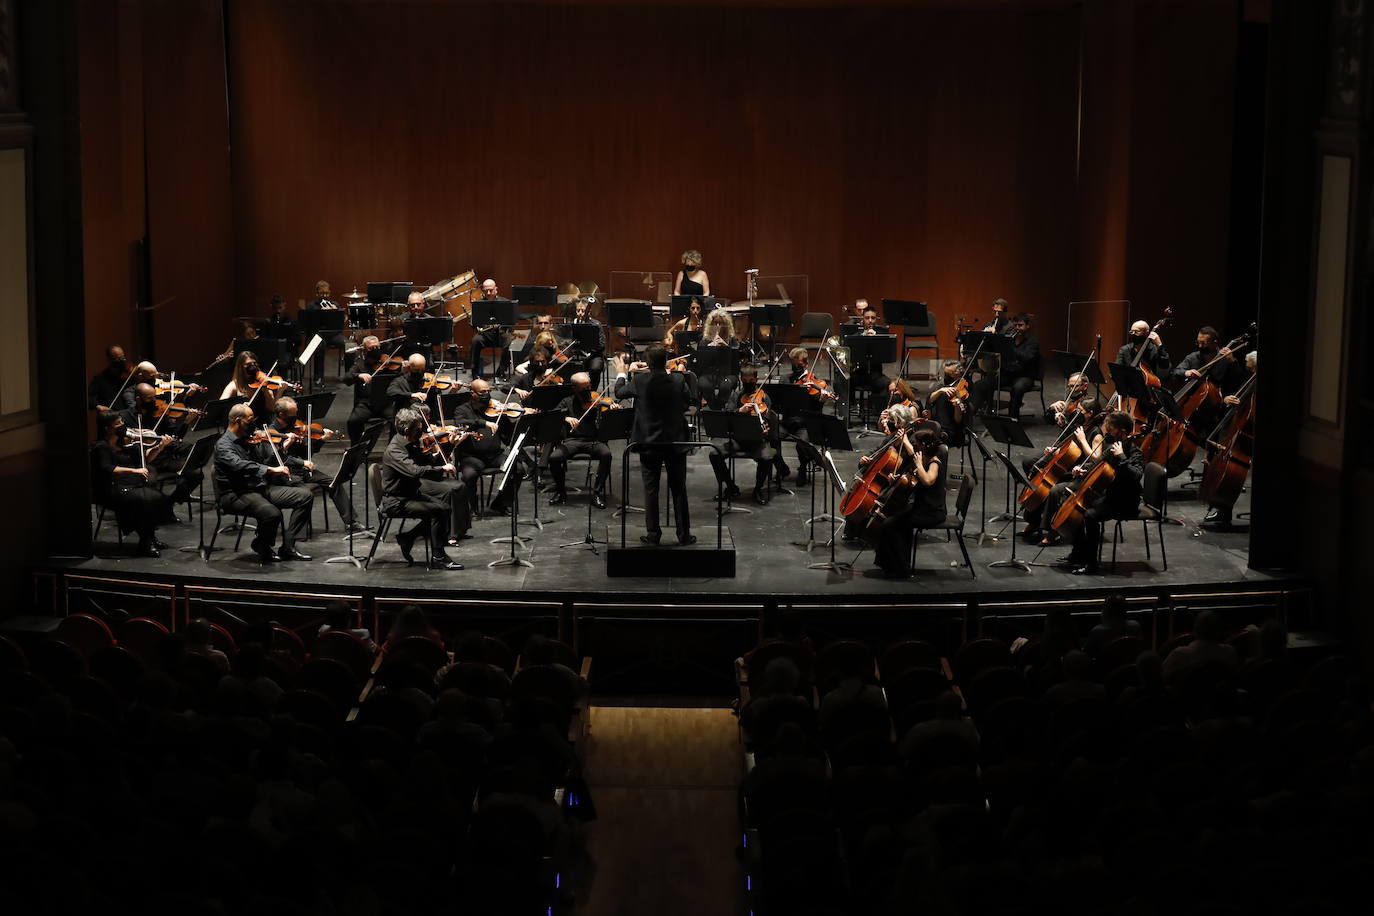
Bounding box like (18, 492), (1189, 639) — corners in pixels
(83, 261), (1256, 581)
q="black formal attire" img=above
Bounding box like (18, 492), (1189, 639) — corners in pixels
(451, 398), (516, 511)
(88, 366), (128, 411)
(1021, 421), (1103, 534)
(302, 298), (346, 383)
(343, 349), (385, 442)
(707, 390), (777, 498)
(1116, 340), (1172, 378)
(380, 433), (459, 555)
(925, 383), (968, 447)
(1169, 349), (1248, 395)
(269, 418), (355, 526)
(774, 367), (819, 479)
(615, 368), (692, 542)
(678, 269), (705, 297)
(969, 331), (1040, 418)
(563, 317), (607, 388)
(843, 327), (892, 400)
(118, 404), (197, 502)
(90, 440), (173, 544)
(213, 429), (314, 555)
(469, 305), (511, 379)
(387, 371), (430, 417)
(874, 445), (949, 578)
(1064, 437), (1143, 566)
(549, 394), (613, 499)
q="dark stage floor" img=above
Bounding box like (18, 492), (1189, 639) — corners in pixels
(55, 369), (1290, 605)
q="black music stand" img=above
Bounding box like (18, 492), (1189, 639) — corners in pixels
(598, 406), (641, 518)
(515, 408), (568, 533)
(294, 392), (336, 430)
(989, 449), (1034, 573)
(607, 300), (653, 329)
(673, 330), (703, 352)
(367, 281), (412, 304)
(202, 395), (246, 432)
(965, 331), (1020, 415)
(558, 322), (603, 356)
(846, 335), (898, 435)
(173, 436), (220, 561)
(881, 299), (928, 327)
(963, 429), (999, 546)
(473, 299), (518, 329)
(698, 410), (764, 515)
(406, 316), (455, 347)
(323, 440), (374, 569)
(979, 414), (1032, 529)
(513, 285), (558, 307)
(1053, 350), (1106, 388)
(367, 370), (401, 417)
(488, 430), (534, 568)
(761, 382), (816, 482)
(750, 303), (792, 360)
(695, 344), (738, 380)
(299, 309), (346, 388)
(557, 407), (616, 553)
(800, 413), (853, 568)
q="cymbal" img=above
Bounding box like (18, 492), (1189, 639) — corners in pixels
(575, 281), (601, 302)
(344, 287), (366, 300)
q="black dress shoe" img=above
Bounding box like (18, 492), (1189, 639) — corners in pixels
(1070, 563), (1100, 576)
(135, 543), (160, 559)
(549, 491), (567, 506)
(395, 531), (418, 565)
(753, 489), (769, 506)
(777, 466), (792, 481)
(678, 534), (697, 546)
(279, 547), (313, 561)
(639, 534), (661, 545)
(429, 555), (464, 570)
(592, 492), (606, 509)
(257, 550), (280, 564)
(489, 503), (512, 517)
(151, 537), (171, 550)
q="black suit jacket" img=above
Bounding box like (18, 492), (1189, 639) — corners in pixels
(614, 370), (690, 450)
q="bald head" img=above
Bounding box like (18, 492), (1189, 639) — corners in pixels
(481, 278), (498, 298)
(407, 354), (426, 373)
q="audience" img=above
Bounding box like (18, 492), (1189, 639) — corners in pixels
(184, 616), (230, 673)
(1081, 593), (1142, 658)
(317, 598), (377, 653)
(1161, 609), (1238, 687)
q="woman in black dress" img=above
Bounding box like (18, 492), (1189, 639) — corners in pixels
(872, 411), (948, 578)
(673, 249), (710, 297)
(90, 409), (175, 557)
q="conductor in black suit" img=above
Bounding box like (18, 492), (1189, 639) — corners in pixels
(612, 346), (694, 545)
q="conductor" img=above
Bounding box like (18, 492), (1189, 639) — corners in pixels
(612, 346), (694, 546)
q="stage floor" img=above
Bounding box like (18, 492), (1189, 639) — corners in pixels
(58, 383), (1287, 605)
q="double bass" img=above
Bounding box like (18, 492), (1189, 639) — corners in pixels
(1140, 324), (1253, 476)
(1196, 371), (1256, 512)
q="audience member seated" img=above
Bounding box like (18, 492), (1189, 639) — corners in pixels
(384, 603), (443, 648)
(739, 656), (816, 757)
(1161, 609), (1238, 689)
(898, 690), (980, 765)
(184, 617), (230, 674)
(1081, 593), (1143, 658)
(316, 598), (377, 653)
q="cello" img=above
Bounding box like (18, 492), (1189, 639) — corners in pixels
(1140, 324), (1253, 476)
(839, 430), (915, 545)
(1120, 309), (1173, 429)
(1049, 419), (1139, 542)
(1019, 408), (1089, 513)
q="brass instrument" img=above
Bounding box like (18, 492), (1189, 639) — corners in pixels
(823, 334), (851, 379)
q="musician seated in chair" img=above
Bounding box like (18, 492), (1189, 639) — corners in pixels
(549, 372), (614, 509)
(468, 278), (509, 380)
(867, 408), (948, 579)
(267, 397), (355, 529)
(924, 362), (968, 445)
(968, 312), (1040, 419)
(1021, 397), (1103, 544)
(1201, 349), (1257, 531)
(1054, 409), (1142, 576)
(708, 366), (779, 506)
(1045, 372), (1091, 427)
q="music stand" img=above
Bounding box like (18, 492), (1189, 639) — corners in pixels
(202, 395), (246, 431)
(473, 299), (518, 329)
(1053, 350), (1106, 388)
(488, 430), (534, 568)
(598, 406), (641, 518)
(988, 449), (1034, 573)
(673, 329), (703, 352)
(367, 281), (412, 304)
(695, 343), (738, 379)
(881, 299), (928, 327)
(513, 285), (558, 307)
(323, 441), (374, 569)
(558, 322), (602, 356)
(405, 316), (455, 347)
(607, 299), (653, 329)
(845, 335), (898, 435)
(800, 413), (853, 569)
(294, 391), (336, 429)
(697, 410), (764, 515)
(963, 429), (1000, 546)
(368, 370), (400, 416)
(172, 436), (220, 561)
(979, 414), (1033, 527)
(749, 302), (792, 358)
(515, 409), (568, 532)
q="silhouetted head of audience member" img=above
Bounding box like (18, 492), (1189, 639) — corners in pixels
(1062, 650), (1094, 682)
(1194, 610), (1224, 643)
(522, 633), (555, 667)
(324, 600), (354, 632)
(454, 631), (486, 664)
(186, 617), (213, 648)
(1102, 594), (1128, 625)
(757, 657), (802, 698)
(390, 605), (434, 644)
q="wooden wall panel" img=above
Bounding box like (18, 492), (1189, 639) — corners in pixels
(225, 1), (1082, 352)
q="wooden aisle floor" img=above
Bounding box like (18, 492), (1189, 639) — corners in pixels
(578, 705), (745, 916)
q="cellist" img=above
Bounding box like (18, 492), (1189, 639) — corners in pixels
(1170, 326), (1246, 394)
(1201, 350), (1257, 530)
(1054, 410), (1143, 576)
(869, 409), (948, 579)
(1021, 397), (1104, 544)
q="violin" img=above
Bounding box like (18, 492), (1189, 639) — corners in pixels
(121, 427), (172, 448)
(291, 420), (336, 441)
(796, 369), (839, 401)
(248, 371), (300, 392)
(422, 371), (467, 392)
(153, 399), (203, 421)
(484, 399), (533, 419)
(420, 426), (480, 455)
(260, 427), (303, 446)
(155, 379), (206, 397)
(377, 354), (407, 371)
(535, 372), (565, 387)
(741, 388), (769, 432)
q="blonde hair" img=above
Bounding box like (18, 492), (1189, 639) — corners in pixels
(703, 308), (734, 342)
(681, 249), (703, 269)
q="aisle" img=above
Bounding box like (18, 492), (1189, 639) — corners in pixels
(579, 705), (745, 916)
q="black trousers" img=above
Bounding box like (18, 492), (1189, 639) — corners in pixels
(220, 484), (313, 552)
(709, 439), (775, 492)
(382, 494), (449, 553)
(469, 330), (510, 378)
(458, 452), (516, 509)
(1024, 479), (1077, 532)
(550, 438), (611, 494)
(970, 374), (1036, 418)
(420, 476), (471, 539)
(697, 374), (737, 410)
(347, 392), (378, 443)
(874, 505), (947, 577)
(312, 333), (348, 382)
(640, 447), (689, 540)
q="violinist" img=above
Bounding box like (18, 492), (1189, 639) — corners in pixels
(450, 378), (517, 516)
(1054, 409), (1142, 576)
(304, 282), (346, 384)
(1170, 326), (1246, 393)
(1117, 320), (1171, 377)
(925, 361), (968, 445)
(380, 408), (464, 569)
(968, 312), (1040, 419)
(387, 354), (432, 415)
(563, 299), (607, 390)
(222, 351), (282, 413)
(869, 410), (948, 579)
(548, 372), (613, 509)
(118, 361), (161, 412)
(879, 378), (920, 434)
(707, 366), (778, 506)
(212, 403), (315, 563)
(1201, 350), (1257, 530)
(88, 345), (130, 411)
(777, 347), (825, 481)
(267, 397), (355, 529)
(343, 335), (385, 441)
(1045, 372), (1091, 427)
(120, 383), (198, 503)
(91, 410), (175, 557)
(468, 278), (510, 380)
(1021, 397), (1104, 544)
(696, 308), (739, 409)
(512, 346), (559, 395)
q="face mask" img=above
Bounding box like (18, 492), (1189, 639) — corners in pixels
(475, 392), (491, 404)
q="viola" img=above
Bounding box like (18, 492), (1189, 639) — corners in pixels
(422, 371), (467, 392)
